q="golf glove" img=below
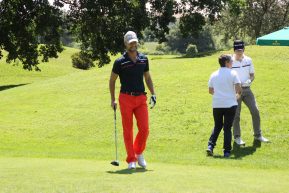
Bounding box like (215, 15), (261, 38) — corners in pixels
(149, 95), (156, 109)
(242, 79), (252, 87)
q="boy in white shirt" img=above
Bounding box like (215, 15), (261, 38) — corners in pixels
(207, 54), (242, 158)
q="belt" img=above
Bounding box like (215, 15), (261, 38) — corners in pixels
(121, 91), (147, 96)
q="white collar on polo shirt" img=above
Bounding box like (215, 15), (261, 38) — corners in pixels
(233, 54), (245, 62)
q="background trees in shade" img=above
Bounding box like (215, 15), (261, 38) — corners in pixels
(0, 0), (63, 71)
(1, 0), (289, 70)
(0, 0), (230, 70)
(215, 0), (289, 43)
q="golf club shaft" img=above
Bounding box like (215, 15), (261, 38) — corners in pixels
(114, 107), (118, 161)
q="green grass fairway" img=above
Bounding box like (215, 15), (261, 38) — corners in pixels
(1, 157), (288, 193)
(0, 46), (289, 192)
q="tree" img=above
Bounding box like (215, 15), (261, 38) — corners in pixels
(244, 0), (289, 38)
(165, 22), (216, 54)
(0, 0), (64, 71)
(56, 0), (230, 67)
(1, 0), (231, 70)
(64, 0), (152, 67)
(176, 0), (227, 37)
(215, 0), (289, 42)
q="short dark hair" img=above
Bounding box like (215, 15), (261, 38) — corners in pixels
(219, 54), (232, 67)
(234, 40), (245, 51)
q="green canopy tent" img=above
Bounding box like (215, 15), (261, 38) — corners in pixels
(256, 27), (289, 46)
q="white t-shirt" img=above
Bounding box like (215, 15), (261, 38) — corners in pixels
(208, 68), (241, 108)
(232, 55), (255, 83)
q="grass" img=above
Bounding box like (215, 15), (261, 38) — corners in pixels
(0, 45), (289, 192)
(1, 158), (288, 193)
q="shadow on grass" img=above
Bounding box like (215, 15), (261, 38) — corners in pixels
(231, 139), (262, 159)
(211, 140), (262, 160)
(0, 84), (28, 92)
(106, 168), (153, 175)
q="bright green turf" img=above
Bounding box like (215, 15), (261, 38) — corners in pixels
(0, 47), (80, 85)
(0, 46), (289, 193)
(0, 158), (288, 193)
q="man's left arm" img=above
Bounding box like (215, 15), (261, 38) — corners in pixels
(244, 59), (255, 87)
(144, 71), (156, 108)
(249, 58), (255, 82)
(144, 71), (155, 95)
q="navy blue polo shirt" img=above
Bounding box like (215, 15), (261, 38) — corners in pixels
(112, 52), (149, 93)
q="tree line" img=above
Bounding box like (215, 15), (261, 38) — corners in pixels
(0, 0), (288, 70)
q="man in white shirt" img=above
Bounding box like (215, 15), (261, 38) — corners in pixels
(232, 40), (269, 145)
(207, 54), (242, 158)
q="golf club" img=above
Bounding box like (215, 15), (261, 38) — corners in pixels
(111, 106), (119, 166)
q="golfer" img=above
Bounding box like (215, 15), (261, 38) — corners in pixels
(232, 40), (269, 145)
(109, 31), (156, 169)
(207, 54), (242, 158)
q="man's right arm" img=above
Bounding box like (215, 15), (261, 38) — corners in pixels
(235, 83), (242, 100)
(109, 72), (118, 110)
(208, 74), (214, 95)
(233, 71), (242, 94)
(209, 87), (214, 95)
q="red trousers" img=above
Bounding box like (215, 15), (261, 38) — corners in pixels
(119, 93), (149, 163)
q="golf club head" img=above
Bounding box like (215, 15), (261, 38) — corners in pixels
(111, 160), (119, 166)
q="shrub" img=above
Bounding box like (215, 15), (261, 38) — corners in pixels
(71, 52), (94, 70)
(186, 44), (198, 57)
(156, 44), (166, 52)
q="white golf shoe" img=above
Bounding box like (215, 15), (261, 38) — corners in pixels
(128, 162), (136, 169)
(255, 136), (270, 143)
(234, 137), (245, 146)
(137, 154), (147, 168)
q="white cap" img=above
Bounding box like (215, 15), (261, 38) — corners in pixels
(124, 31), (138, 45)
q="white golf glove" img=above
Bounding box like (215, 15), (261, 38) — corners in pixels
(242, 79), (252, 87)
(149, 95), (156, 109)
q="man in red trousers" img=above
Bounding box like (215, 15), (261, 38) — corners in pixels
(109, 31), (156, 169)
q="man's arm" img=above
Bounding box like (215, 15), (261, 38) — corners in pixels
(243, 73), (254, 87)
(235, 83), (242, 100)
(109, 72), (118, 109)
(144, 71), (155, 95)
(209, 87), (214, 95)
(250, 73), (255, 82)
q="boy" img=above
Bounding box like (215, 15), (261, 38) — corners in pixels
(207, 54), (242, 157)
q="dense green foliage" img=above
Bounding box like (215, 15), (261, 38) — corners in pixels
(1, 0), (234, 70)
(1, 0), (289, 70)
(215, 0), (289, 42)
(0, 0), (64, 71)
(164, 23), (217, 54)
(63, 0), (231, 66)
(71, 52), (94, 70)
(186, 44), (198, 57)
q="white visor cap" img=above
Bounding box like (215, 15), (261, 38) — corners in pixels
(124, 31), (139, 45)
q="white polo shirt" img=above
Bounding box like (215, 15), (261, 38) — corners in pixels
(208, 68), (241, 108)
(232, 55), (255, 83)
